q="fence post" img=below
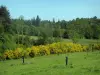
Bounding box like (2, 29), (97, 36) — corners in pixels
(66, 56), (68, 65)
(22, 56), (24, 64)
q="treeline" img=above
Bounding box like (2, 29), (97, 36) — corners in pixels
(0, 5), (100, 52)
(10, 15), (100, 40)
(10, 16), (100, 39)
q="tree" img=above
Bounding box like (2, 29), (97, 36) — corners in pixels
(0, 5), (11, 32)
(35, 15), (41, 26)
(19, 16), (25, 45)
(14, 19), (21, 46)
(12, 16), (25, 46)
(60, 20), (67, 28)
(31, 17), (36, 26)
(63, 30), (69, 38)
(0, 22), (4, 34)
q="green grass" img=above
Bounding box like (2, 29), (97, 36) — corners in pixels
(19, 35), (100, 45)
(19, 35), (38, 40)
(30, 36), (38, 40)
(0, 51), (100, 75)
(62, 39), (100, 45)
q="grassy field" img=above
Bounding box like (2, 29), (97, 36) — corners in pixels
(0, 51), (100, 75)
(20, 35), (100, 45)
(30, 35), (100, 44)
(62, 39), (100, 45)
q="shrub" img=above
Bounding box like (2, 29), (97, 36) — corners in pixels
(39, 45), (50, 56)
(29, 50), (35, 58)
(13, 48), (23, 59)
(2, 42), (89, 59)
(3, 50), (14, 59)
(92, 44), (100, 50)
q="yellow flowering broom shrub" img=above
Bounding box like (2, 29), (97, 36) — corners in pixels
(29, 46), (40, 57)
(39, 45), (50, 56)
(25, 47), (31, 57)
(3, 50), (14, 59)
(48, 42), (88, 53)
(13, 48), (23, 59)
(2, 42), (90, 59)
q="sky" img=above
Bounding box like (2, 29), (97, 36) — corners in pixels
(0, 0), (100, 21)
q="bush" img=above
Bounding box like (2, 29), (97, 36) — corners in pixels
(92, 44), (100, 50)
(2, 42), (89, 60)
(0, 34), (17, 50)
(29, 50), (35, 58)
(3, 50), (14, 59)
(13, 48), (23, 59)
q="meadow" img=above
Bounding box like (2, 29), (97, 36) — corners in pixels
(0, 39), (100, 75)
(0, 3), (100, 75)
(0, 51), (100, 75)
(62, 39), (100, 45)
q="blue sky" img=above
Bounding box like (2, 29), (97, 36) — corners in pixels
(0, 0), (100, 21)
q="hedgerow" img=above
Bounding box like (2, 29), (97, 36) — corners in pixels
(1, 42), (100, 60)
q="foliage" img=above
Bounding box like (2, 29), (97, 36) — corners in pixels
(1, 42), (89, 59)
(0, 34), (17, 53)
(92, 44), (100, 50)
(0, 23), (4, 34)
(0, 5), (11, 32)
